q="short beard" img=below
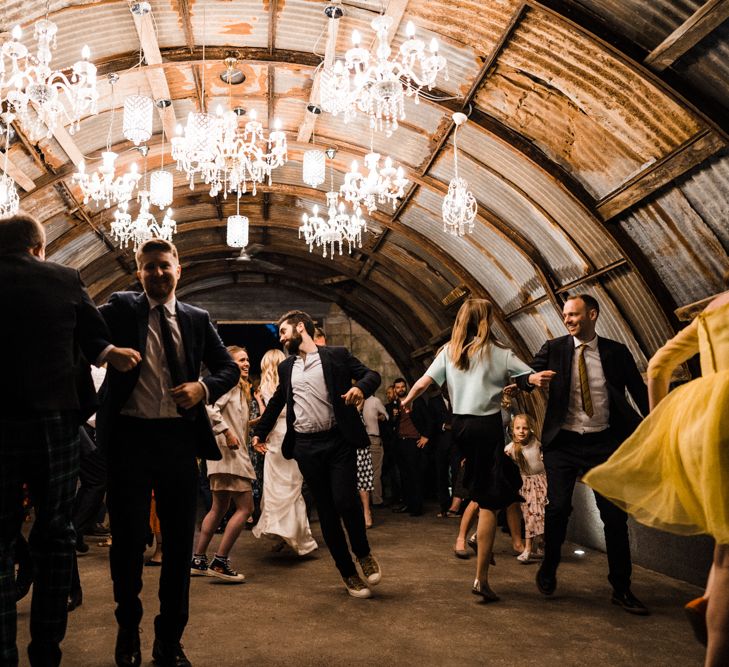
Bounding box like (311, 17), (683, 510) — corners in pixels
(285, 332), (302, 355)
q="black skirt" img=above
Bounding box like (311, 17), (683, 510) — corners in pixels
(452, 413), (523, 511)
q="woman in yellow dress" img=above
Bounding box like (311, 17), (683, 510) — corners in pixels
(583, 290), (729, 667)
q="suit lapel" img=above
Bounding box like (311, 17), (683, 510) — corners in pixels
(317, 346), (336, 401)
(135, 293), (150, 353)
(175, 301), (195, 380)
(561, 335), (574, 384)
(596, 336), (612, 385)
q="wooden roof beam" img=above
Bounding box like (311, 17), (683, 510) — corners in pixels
(644, 0), (729, 71)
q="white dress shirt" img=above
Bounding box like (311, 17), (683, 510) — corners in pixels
(562, 335), (610, 434)
(121, 297), (186, 419)
(362, 395), (387, 436)
(291, 350), (335, 433)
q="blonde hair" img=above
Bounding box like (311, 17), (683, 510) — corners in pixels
(510, 413), (536, 475)
(448, 298), (501, 371)
(260, 348), (286, 399)
(227, 345), (251, 400)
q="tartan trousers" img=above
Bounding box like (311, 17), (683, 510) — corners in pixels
(0, 412), (80, 667)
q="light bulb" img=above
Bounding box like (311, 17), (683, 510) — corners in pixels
(12, 25), (22, 40)
(313, 205), (319, 216)
(274, 118), (282, 130)
(430, 38), (439, 53)
(352, 30), (361, 46)
(351, 160), (359, 172)
(77, 160), (86, 173)
(249, 109), (257, 120)
(406, 21), (416, 38)
(81, 45), (91, 60)
(175, 124), (183, 136)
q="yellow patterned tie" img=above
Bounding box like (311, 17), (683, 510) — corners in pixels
(577, 343), (594, 417)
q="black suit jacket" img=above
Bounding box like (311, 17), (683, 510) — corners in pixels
(517, 335), (648, 448)
(0, 252), (110, 416)
(253, 345), (381, 460)
(394, 395), (434, 440)
(96, 291), (239, 460)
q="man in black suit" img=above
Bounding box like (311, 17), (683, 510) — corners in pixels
(390, 378), (433, 517)
(252, 310), (382, 598)
(96, 238), (239, 667)
(517, 294), (649, 614)
(0, 214), (140, 667)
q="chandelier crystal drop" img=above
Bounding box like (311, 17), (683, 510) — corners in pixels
(0, 20), (98, 138)
(123, 94), (154, 145)
(319, 15), (448, 136)
(442, 113), (476, 236)
(302, 149), (325, 188)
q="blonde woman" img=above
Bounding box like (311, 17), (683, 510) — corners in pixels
(402, 299), (553, 601)
(190, 346), (256, 582)
(252, 349), (317, 555)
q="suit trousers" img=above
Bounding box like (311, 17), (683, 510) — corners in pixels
(396, 437), (427, 515)
(293, 429), (370, 578)
(542, 428), (632, 593)
(106, 416), (198, 643)
(0, 411), (80, 667)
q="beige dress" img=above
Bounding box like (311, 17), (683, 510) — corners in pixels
(206, 381), (256, 492)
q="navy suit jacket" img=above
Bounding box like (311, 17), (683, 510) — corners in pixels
(253, 345), (381, 460)
(96, 291), (239, 460)
(517, 335), (648, 448)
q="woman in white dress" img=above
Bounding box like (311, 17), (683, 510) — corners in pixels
(252, 349), (318, 555)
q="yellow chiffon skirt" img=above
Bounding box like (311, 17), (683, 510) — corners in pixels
(583, 370), (729, 544)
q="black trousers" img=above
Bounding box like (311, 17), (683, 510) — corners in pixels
(293, 429), (369, 579)
(106, 417), (198, 643)
(397, 437), (427, 514)
(434, 430), (455, 512)
(542, 428), (632, 593)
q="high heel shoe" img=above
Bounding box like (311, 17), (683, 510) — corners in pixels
(472, 579), (500, 602)
(684, 597), (708, 647)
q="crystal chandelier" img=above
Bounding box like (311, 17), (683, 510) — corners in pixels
(0, 113), (19, 217)
(340, 133), (408, 213)
(299, 148), (367, 259)
(110, 147), (176, 250)
(0, 12), (98, 138)
(442, 113), (476, 236)
(123, 94), (153, 145)
(319, 15), (447, 136)
(72, 74), (141, 208)
(226, 194), (249, 248)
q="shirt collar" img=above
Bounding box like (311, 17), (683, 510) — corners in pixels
(147, 295), (176, 315)
(572, 334), (598, 349)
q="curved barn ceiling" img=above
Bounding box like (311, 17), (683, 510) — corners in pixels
(5, 0), (729, 378)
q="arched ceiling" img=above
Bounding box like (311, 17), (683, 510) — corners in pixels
(5, 0), (729, 378)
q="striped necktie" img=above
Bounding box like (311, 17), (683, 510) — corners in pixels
(577, 343), (594, 418)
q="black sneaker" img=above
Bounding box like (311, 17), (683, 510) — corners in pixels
(611, 589), (650, 616)
(207, 556), (245, 582)
(152, 638), (191, 667)
(189, 554), (208, 577)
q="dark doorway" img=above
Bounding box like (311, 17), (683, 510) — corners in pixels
(217, 323), (281, 377)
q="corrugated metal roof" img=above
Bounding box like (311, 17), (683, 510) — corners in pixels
(192, 0), (269, 49)
(47, 228), (109, 269)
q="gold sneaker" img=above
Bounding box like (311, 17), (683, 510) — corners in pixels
(343, 574), (372, 599)
(357, 553), (381, 586)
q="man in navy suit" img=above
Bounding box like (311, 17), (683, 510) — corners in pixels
(96, 238), (239, 667)
(0, 214), (140, 667)
(517, 294), (649, 614)
(252, 311), (382, 598)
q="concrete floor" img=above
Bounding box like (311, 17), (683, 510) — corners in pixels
(16, 507), (705, 667)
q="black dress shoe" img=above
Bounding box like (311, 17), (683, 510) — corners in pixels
(67, 589), (83, 612)
(115, 626), (141, 667)
(536, 565), (556, 596)
(152, 639), (192, 667)
(611, 589), (650, 616)
(391, 505), (409, 513)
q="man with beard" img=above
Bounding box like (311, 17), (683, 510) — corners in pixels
(96, 238), (239, 666)
(252, 310), (382, 598)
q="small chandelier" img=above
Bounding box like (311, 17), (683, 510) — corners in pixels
(170, 111), (217, 189)
(226, 194), (249, 248)
(0, 113), (19, 217)
(302, 148), (325, 188)
(123, 94), (154, 145)
(0, 18), (98, 138)
(442, 113), (476, 236)
(299, 148), (367, 259)
(319, 15), (447, 136)
(72, 74), (141, 208)
(340, 134), (408, 213)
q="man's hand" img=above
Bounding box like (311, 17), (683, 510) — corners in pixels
(171, 382), (205, 409)
(251, 435), (267, 454)
(224, 429), (240, 450)
(106, 346), (141, 372)
(528, 370), (556, 388)
(341, 386), (364, 407)
(416, 436), (429, 449)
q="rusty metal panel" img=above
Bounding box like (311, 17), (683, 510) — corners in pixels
(568, 0), (701, 51)
(71, 107), (164, 157)
(431, 147), (588, 284)
(87, 263), (131, 301)
(619, 187), (729, 305)
(7, 144), (45, 181)
(21, 187), (70, 227)
(510, 310), (557, 356)
(274, 64), (314, 97)
(148, 0), (189, 49)
(679, 150), (729, 252)
(475, 8), (703, 199)
(404, 188), (546, 312)
(47, 229), (108, 270)
(386, 230), (460, 287)
(454, 121), (623, 267)
(535, 300), (569, 339)
(191, 0), (269, 49)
